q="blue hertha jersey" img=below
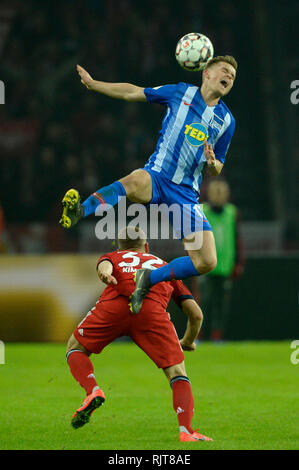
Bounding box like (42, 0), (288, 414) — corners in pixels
(144, 82), (235, 196)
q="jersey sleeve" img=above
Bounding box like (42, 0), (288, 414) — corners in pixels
(170, 280), (194, 306)
(96, 252), (114, 271)
(144, 84), (178, 105)
(214, 115), (235, 164)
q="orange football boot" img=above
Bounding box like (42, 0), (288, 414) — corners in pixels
(180, 428), (213, 442)
(71, 388), (105, 429)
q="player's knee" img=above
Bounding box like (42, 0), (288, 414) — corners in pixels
(188, 247), (217, 275)
(164, 362), (186, 381)
(66, 334), (85, 355)
(196, 255), (217, 274)
(196, 308), (204, 323)
(206, 255), (217, 272)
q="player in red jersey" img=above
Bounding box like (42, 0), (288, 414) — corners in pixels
(66, 227), (213, 442)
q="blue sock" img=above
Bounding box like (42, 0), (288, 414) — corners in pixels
(149, 256), (199, 284)
(82, 181), (126, 217)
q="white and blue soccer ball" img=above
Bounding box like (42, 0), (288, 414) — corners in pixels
(175, 33), (214, 72)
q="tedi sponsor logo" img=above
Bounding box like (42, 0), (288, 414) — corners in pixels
(184, 122), (209, 146)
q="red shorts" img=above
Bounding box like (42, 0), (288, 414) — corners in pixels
(73, 296), (184, 369)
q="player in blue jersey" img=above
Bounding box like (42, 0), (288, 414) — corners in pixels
(60, 55), (237, 313)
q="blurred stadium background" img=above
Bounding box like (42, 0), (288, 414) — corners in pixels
(0, 0), (298, 343)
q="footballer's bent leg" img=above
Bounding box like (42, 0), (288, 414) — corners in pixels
(66, 334), (105, 429)
(163, 361), (213, 442)
(59, 169), (152, 229)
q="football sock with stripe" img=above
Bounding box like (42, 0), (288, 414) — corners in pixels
(82, 181), (126, 217)
(170, 376), (194, 434)
(149, 256), (198, 284)
(67, 349), (99, 396)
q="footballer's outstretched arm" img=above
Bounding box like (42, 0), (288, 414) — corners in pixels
(77, 65), (147, 102)
(179, 299), (203, 351)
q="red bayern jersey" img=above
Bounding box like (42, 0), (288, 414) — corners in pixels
(96, 249), (193, 310)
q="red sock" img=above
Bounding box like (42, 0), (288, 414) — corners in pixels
(171, 377), (194, 434)
(67, 350), (99, 396)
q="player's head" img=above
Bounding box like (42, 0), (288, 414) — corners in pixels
(117, 226), (149, 253)
(207, 178), (230, 207)
(202, 55), (237, 97)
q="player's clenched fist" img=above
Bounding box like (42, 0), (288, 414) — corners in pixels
(180, 339), (197, 351)
(76, 64), (94, 90)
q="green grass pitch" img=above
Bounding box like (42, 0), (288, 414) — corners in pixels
(0, 341), (298, 450)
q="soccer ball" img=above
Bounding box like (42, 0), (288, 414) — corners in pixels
(175, 33), (214, 72)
